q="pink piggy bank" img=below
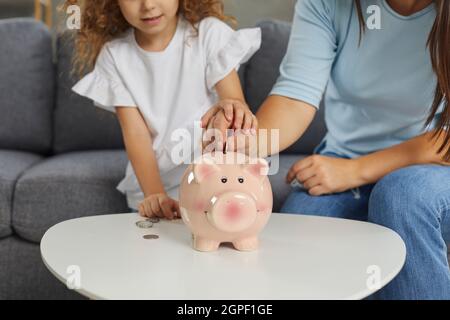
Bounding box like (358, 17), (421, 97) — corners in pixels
(179, 152), (273, 252)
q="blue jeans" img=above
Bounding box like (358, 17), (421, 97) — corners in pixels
(281, 164), (450, 300)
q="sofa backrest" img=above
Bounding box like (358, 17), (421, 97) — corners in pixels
(52, 32), (125, 154)
(243, 20), (327, 155)
(0, 19), (326, 156)
(0, 18), (54, 155)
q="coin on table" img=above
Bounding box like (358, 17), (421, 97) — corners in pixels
(147, 217), (160, 224)
(135, 220), (153, 229)
(143, 234), (159, 240)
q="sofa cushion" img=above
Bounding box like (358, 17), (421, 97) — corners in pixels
(0, 18), (54, 154)
(0, 236), (85, 299)
(53, 32), (125, 154)
(13, 151), (130, 242)
(244, 20), (327, 155)
(0, 150), (43, 238)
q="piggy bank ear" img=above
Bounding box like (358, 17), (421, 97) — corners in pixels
(193, 157), (220, 183)
(243, 158), (269, 179)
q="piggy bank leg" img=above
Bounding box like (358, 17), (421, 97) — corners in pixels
(233, 237), (259, 251)
(193, 235), (220, 252)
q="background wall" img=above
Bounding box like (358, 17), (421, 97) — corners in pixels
(223, 0), (296, 27)
(0, 0), (296, 29)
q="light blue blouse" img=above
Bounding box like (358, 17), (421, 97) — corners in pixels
(271, 0), (440, 157)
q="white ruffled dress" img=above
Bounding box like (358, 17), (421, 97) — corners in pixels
(72, 17), (261, 210)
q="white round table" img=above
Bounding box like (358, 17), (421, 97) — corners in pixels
(40, 213), (406, 300)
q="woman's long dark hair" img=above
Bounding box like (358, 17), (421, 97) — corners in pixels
(355, 0), (450, 160)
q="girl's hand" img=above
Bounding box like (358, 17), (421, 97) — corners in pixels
(138, 193), (181, 220)
(225, 128), (258, 156)
(286, 155), (364, 196)
(201, 99), (257, 132)
(201, 99), (257, 152)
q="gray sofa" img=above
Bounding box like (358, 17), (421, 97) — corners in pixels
(0, 17), (321, 300)
(0, 18), (447, 300)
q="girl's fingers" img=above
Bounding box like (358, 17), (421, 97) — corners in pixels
(251, 115), (258, 133)
(213, 113), (230, 152)
(203, 116), (216, 152)
(243, 112), (253, 132)
(223, 102), (234, 122)
(143, 202), (152, 218)
(232, 130), (248, 154)
(233, 109), (244, 129)
(139, 202), (146, 216)
(201, 106), (219, 128)
(172, 200), (181, 219)
(150, 200), (161, 217)
(159, 198), (174, 220)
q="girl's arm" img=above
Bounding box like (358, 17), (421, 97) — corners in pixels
(115, 107), (165, 197)
(214, 70), (246, 103)
(202, 70), (257, 150)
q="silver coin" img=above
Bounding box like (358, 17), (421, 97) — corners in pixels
(147, 217), (160, 223)
(143, 234), (159, 240)
(135, 220), (153, 229)
(290, 179), (305, 190)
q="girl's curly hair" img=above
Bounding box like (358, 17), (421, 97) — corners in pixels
(62, 0), (234, 76)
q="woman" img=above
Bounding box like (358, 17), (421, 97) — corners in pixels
(204, 0), (450, 299)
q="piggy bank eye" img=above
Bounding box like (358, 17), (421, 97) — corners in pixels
(238, 177), (245, 184)
(221, 177), (228, 183)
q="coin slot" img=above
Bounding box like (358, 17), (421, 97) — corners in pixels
(143, 234), (159, 240)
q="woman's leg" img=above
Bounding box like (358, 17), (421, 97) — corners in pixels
(280, 184), (375, 221)
(368, 165), (450, 300)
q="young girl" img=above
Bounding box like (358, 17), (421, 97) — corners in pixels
(68, 0), (261, 219)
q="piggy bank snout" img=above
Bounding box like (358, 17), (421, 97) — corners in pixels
(208, 192), (257, 233)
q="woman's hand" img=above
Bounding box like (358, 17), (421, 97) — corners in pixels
(138, 193), (181, 220)
(286, 155), (364, 196)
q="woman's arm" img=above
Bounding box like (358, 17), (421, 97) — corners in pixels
(204, 0), (335, 154)
(255, 95), (317, 157)
(356, 131), (450, 185)
(286, 130), (450, 196)
(115, 107), (165, 198)
(207, 94), (317, 157)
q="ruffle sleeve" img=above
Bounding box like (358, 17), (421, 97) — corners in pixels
(72, 44), (137, 113)
(72, 71), (137, 113)
(201, 18), (262, 91)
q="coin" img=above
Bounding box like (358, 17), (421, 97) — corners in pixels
(143, 234), (159, 240)
(135, 220), (153, 229)
(290, 179), (305, 190)
(148, 217), (160, 223)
